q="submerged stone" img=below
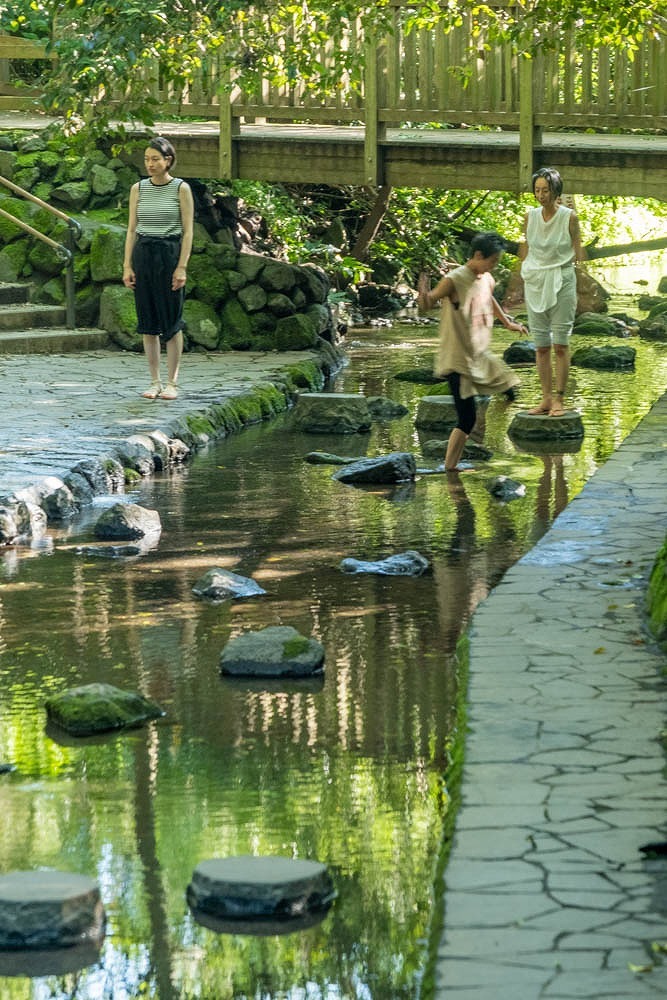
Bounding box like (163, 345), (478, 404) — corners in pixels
(220, 625), (324, 678)
(415, 395), (458, 430)
(340, 550), (429, 576)
(332, 451), (416, 484)
(292, 392), (371, 433)
(366, 396), (409, 420)
(487, 476), (526, 502)
(93, 502), (161, 540)
(45, 682), (165, 736)
(186, 856), (335, 921)
(304, 451), (359, 465)
(192, 568), (266, 601)
(0, 871), (105, 949)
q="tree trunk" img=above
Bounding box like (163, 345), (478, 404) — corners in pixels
(452, 225), (667, 261)
(351, 185), (393, 261)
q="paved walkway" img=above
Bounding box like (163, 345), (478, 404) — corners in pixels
(0, 346), (320, 498)
(434, 392), (667, 999)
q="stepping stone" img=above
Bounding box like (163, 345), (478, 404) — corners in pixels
(45, 682), (165, 736)
(292, 392), (371, 433)
(192, 568), (266, 601)
(0, 871), (105, 949)
(415, 395), (488, 431)
(220, 625), (324, 678)
(509, 410), (584, 440)
(186, 857), (335, 925)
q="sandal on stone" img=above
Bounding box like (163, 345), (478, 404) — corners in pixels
(142, 381), (162, 399)
(527, 401), (551, 415)
(159, 381), (179, 400)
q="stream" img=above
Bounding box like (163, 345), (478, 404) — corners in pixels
(0, 261), (665, 999)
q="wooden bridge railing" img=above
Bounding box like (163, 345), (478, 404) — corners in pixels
(1, 3), (665, 188)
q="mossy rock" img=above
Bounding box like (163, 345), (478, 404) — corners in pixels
(259, 259), (296, 293)
(647, 299), (667, 320)
(647, 538), (667, 650)
(0, 242), (29, 281)
(99, 285), (141, 350)
(275, 312), (318, 350)
(221, 297), (254, 348)
(45, 682), (165, 736)
(32, 277), (65, 305)
(188, 254), (231, 309)
(27, 240), (65, 277)
(90, 226), (126, 283)
(183, 298), (221, 349)
(571, 345), (635, 370)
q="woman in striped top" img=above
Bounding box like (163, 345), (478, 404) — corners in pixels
(123, 137), (194, 399)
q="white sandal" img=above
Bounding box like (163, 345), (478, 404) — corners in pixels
(159, 381), (179, 400)
(142, 381), (162, 399)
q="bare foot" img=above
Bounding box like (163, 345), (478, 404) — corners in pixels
(527, 401), (551, 415)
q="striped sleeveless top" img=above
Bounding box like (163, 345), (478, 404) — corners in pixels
(136, 177), (183, 237)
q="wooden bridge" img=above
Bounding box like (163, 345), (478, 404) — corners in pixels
(1, 4), (666, 198)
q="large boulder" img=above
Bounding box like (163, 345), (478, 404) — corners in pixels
(99, 285), (141, 351)
(220, 625), (324, 678)
(332, 451), (416, 484)
(93, 502), (161, 540)
(45, 682), (165, 736)
(293, 393), (372, 434)
(638, 313), (667, 342)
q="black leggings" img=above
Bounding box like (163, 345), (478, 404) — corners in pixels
(448, 372), (477, 435)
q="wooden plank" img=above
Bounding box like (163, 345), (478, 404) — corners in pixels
(0, 36), (49, 59)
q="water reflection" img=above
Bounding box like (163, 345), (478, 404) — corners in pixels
(0, 309), (665, 997)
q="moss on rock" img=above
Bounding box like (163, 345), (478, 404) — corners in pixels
(45, 682), (165, 736)
(647, 537), (667, 651)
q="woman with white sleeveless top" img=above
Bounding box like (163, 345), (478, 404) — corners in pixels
(520, 167), (586, 416)
(123, 138), (194, 399)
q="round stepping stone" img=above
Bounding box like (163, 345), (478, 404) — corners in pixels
(415, 395), (488, 431)
(509, 409), (584, 441)
(292, 392), (371, 434)
(0, 871), (105, 949)
(186, 857), (335, 923)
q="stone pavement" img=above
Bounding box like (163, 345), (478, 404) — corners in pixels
(0, 345), (322, 498)
(434, 392), (667, 999)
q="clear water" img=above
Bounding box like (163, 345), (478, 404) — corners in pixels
(0, 273), (665, 999)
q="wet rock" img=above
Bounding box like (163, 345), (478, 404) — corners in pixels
(45, 682), (165, 736)
(71, 457), (121, 495)
(93, 502), (161, 541)
(658, 277), (667, 294)
(332, 451), (416, 484)
(487, 476), (526, 502)
(509, 410), (585, 440)
(292, 392), (371, 434)
(340, 550), (429, 576)
(0, 871), (105, 949)
(572, 313), (633, 337)
(571, 345), (636, 370)
(0, 763), (15, 774)
(420, 438), (493, 461)
(192, 568), (266, 601)
(113, 440), (155, 477)
(304, 451), (359, 465)
(186, 856), (335, 922)
(76, 544), (144, 559)
(220, 625), (324, 678)
(393, 368), (445, 385)
(637, 293), (664, 311)
(63, 471), (95, 507)
(503, 340), (537, 364)
(0, 507), (20, 544)
(39, 478), (80, 523)
(367, 396), (409, 420)
(638, 312), (667, 342)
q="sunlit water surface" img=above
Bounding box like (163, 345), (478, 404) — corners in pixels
(0, 266), (665, 999)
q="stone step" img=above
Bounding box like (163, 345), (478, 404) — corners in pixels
(0, 282), (31, 306)
(0, 327), (112, 353)
(0, 302), (67, 330)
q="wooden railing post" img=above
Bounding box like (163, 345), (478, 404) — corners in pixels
(519, 55), (541, 191)
(218, 63), (238, 181)
(363, 29), (385, 186)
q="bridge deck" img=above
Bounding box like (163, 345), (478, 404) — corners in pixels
(1, 113), (665, 197)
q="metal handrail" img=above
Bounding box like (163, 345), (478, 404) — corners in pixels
(0, 174), (81, 328)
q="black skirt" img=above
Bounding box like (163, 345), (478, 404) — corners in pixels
(132, 235), (184, 341)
